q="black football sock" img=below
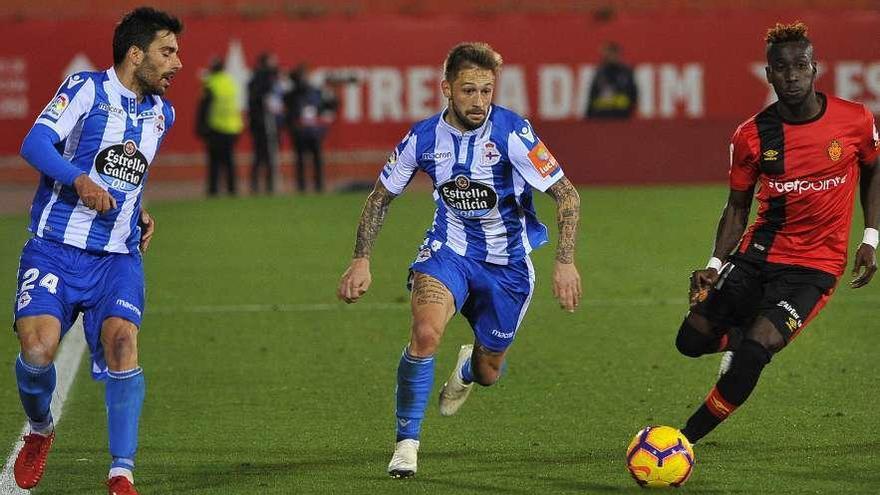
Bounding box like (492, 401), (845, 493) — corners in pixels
(681, 339), (772, 443)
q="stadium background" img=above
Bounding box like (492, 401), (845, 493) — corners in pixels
(1, 1), (879, 192)
(1, 2), (879, 493)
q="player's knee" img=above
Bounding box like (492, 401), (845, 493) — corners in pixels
(748, 325), (786, 353)
(19, 337), (56, 366)
(100, 318), (139, 366)
(409, 320), (442, 356)
(675, 319), (714, 358)
(17, 329), (58, 366)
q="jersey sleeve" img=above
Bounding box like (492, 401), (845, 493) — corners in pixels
(507, 118), (565, 192)
(378, 130), (418, 195)
(34, 72), (95, 142)
(728, 123), (759, 191)
(856, 106), (879, 166)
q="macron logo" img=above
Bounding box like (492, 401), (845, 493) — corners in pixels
(115, 299), (142, 317)
(67, 75), (85, 89)
(767, 174), (847, 195)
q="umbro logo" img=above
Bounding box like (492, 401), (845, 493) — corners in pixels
(397, 419), (411, 427)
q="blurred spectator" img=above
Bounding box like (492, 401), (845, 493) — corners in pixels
(247, 53), (284, 194)
(586, 42), (638, 119)
(284, 64), (337, 193)
(196, 57), (243, 196)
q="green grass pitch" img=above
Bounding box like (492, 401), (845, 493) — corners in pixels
(0, 185), (877, 493)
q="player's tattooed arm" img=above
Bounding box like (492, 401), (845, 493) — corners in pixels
(353, 181), (397, 259)
(547, 177), (582, 312)
(547, 177), (581, 263)
(338, 181), (397, 303)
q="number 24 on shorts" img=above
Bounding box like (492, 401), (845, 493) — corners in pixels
(20, 268), (59, 295)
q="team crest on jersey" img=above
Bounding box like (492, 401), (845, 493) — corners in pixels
(95, 139), (148, 192)
(154, 114), (165, 135)
(527, 141), (559, 178)
(414, 247), (432, 263)
(16, 291), (31, 311)
(482, 141), (501, 166)
(827, 139), (842, 162)
(44, 93), (69, 120)
(438, 174), (498, 218)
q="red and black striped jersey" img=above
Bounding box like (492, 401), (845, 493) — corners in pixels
(729, 94), (879, 277)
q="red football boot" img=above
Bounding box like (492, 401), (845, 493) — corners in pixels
(107, 475), (139, 495)
(14, 431), (55, 489)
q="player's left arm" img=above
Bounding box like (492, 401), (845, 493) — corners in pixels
(851, 157), (880, 288)
(546, 177), (582, 312)
(138, 208), (155, 253)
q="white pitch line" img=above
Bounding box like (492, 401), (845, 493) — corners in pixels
(145, 295), (880, 315)
(0, 320), (87, 495)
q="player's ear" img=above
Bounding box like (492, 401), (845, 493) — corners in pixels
(441, 79), (451, 99)
(127, 45), (144, 66)
(764, 65), (771, 85)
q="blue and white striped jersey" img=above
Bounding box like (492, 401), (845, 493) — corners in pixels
(27, 68), (175, 254)
(380, 105), (564, 265)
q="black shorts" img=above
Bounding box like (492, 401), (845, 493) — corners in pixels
(691, 255), (837, 342)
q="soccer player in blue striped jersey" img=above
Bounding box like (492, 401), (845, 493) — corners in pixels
(10, 8), (182, 495)
(337, 42), (583, 478)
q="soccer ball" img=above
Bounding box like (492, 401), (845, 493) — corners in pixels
(626, 425), (694, 488)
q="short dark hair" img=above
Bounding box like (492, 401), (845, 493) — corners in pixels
(113, 7), (183, 65)
(765, 21), (810, 46)
(443, 42), (502, 83)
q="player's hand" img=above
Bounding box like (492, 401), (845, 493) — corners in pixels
(337, 258), (372, 303)
(850, 243), (877, 289)
(74, 174), (116, 214)
(553, 261), (581, 312)
(138, 209), (155, 253)
(689, 268), (720, 307)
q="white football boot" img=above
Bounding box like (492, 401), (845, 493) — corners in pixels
(387, 439), (419, 478)
(439, 344), (474, 417)
(718, 351), (734, 378)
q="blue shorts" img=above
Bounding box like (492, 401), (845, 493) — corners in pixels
(12, 237), (145, 380)
(409, 244), (535, 352)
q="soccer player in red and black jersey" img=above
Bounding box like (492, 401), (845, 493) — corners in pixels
(675, 21), (880, 444)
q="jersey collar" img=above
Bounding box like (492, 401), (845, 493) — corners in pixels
(439, 105), (493, 138)
(106, 67), (137, 99)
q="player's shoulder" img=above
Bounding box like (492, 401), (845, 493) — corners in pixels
(824, 94), (870, 118)
(489, 104), (529, 130)
(409, 112), (443, 136)
(58, 71), (103, 96)
(732, 109), (763, 143)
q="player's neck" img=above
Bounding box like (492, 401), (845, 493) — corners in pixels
(776, 92), (823, 123)
(113, 65), (146, 102)
(442, 108), (483, 134)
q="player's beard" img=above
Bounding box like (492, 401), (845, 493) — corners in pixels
(134, 58), (166, 96)
(448, 99), (485, 131)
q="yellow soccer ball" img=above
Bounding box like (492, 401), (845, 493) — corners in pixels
(626, 425), (695, 488)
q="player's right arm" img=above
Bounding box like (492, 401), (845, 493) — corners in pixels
(20, 73), (116, 214)
(337, 130), (417, 303)
(690, 126), (758, 305)
(337, 181), (398, 303)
